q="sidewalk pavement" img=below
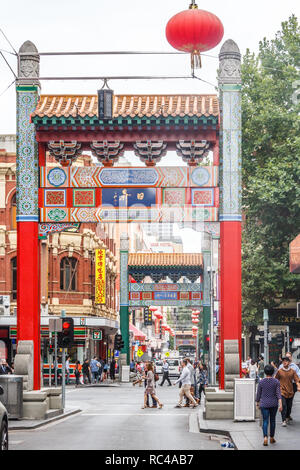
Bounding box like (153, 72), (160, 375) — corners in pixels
(199, 394), (300, 450)
(8, 408), (81, 430)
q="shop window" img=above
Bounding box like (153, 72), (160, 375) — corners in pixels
(60, 257), (78, 291)
(11, 193), (17, 230)
(11, 257), (17, 300)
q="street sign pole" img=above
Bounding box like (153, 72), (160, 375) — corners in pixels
(61, 309), (66, 409)
(263, 309), (269, 366)
(49, 332), (52, 387)
(54, 330), (58, 387)
(287, 326), (290, 353)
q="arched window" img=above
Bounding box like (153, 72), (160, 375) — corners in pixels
(60, 257), (78, 291)
(11, 193), (17, 230)
(11, 257), (17, 300)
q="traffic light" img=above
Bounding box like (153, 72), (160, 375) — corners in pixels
(57, 317), (74, 348)
(276, 332), (284, 349)
(48, 339), (55, 354)
(114, 334), (124, 351)
(144, 307), (152, 326)
(204, 335), (210, 351)
(289, 337), (295, 351)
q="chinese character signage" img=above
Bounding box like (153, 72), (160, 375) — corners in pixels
(102, 188), (156, 207)
(95, 249), (106, 304)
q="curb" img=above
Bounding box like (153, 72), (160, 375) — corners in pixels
(197, 410), (237, 449)
(8, 408), (81, 430)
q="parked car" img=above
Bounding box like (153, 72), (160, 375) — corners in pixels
(0, 386), (8, 450)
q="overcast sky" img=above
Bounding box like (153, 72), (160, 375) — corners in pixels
(1, 0), (299, 134)
(0, 1), (299, 251)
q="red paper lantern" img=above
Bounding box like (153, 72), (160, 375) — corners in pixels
(154, 312), (163, 320)
(166, 2), (224, 69)
(149, 306), (158, 312)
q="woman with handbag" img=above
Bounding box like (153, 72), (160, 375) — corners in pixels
(142, 362), (163, 409)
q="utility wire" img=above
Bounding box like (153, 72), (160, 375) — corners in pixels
(0, 79), (15, 98)
(0, 51), (17, 79)
(0, 27), (17, 55)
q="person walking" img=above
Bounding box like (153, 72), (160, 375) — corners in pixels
(258, 356), (265, 380)
(278, 351), (300, 421)
(65, 356), (71, 385)
(248, 360), (258, 381)
(256, 364), (282, 446)
(74, 360), (82, 388)
(90, 357), (100, 384)
(82, 358), (91, 385)
(159, 359), (172, 386)
(110, 359), (116, 381)
(197, 363), (208, 404)
(275, 356), (300, 426)
(133, 362), (143, 386)
(142, 362), (163, 409)
(174, 359), (198, 408)
(98, 357), (104, 382)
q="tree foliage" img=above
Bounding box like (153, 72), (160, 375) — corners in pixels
(241, 15), (300, 326)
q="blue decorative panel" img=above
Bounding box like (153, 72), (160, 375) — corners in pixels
(102, 188), (156, 207)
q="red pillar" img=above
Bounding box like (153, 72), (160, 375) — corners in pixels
(220, 222), (242, 389)
(17, 222), (40, 390)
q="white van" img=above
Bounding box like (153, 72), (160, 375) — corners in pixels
(167, 358), (180, 378)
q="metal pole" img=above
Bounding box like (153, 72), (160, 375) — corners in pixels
(49, 332), (52, 387)
(287, 326), (290, 353)
(54, 331), (57, 387)
(209, 237), (216, 385)
(263, 309), (269, 365)
(61, 309), (66, 409)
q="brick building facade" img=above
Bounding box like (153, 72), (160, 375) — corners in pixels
(0, 136), (119, 372)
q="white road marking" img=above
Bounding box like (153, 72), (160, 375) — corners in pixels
(82, 413), (188, 416)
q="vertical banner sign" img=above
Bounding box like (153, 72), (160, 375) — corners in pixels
(95, 249), (106, 304)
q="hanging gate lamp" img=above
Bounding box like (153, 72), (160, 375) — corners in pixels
(165, 0), (224, 71)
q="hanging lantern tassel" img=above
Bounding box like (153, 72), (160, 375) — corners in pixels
(191, 50), (202, 72)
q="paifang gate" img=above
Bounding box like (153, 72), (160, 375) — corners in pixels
(16, 39), (242, 391)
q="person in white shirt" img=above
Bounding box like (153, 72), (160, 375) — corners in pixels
(248, 360), (258, 380)
(174, 359), (198, 408)
(65, 356), (71, 385)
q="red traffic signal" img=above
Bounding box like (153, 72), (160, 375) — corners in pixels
(58, 318), (74, 348)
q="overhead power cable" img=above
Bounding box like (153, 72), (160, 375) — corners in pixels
(0, 27), (17, 55)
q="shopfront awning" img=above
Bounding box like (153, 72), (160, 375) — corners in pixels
(129, 323), (147, 341)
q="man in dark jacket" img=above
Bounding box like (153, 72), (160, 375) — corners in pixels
(0, 359), (12, 374)
(82, 359), (91, 384)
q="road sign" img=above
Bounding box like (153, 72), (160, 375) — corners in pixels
(80, 318), (86, 326)
(165, 351), (170, 357)
(92, 331), (102, 340)
(49, 318), (62, 333)
(137, 349), (144, 358)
